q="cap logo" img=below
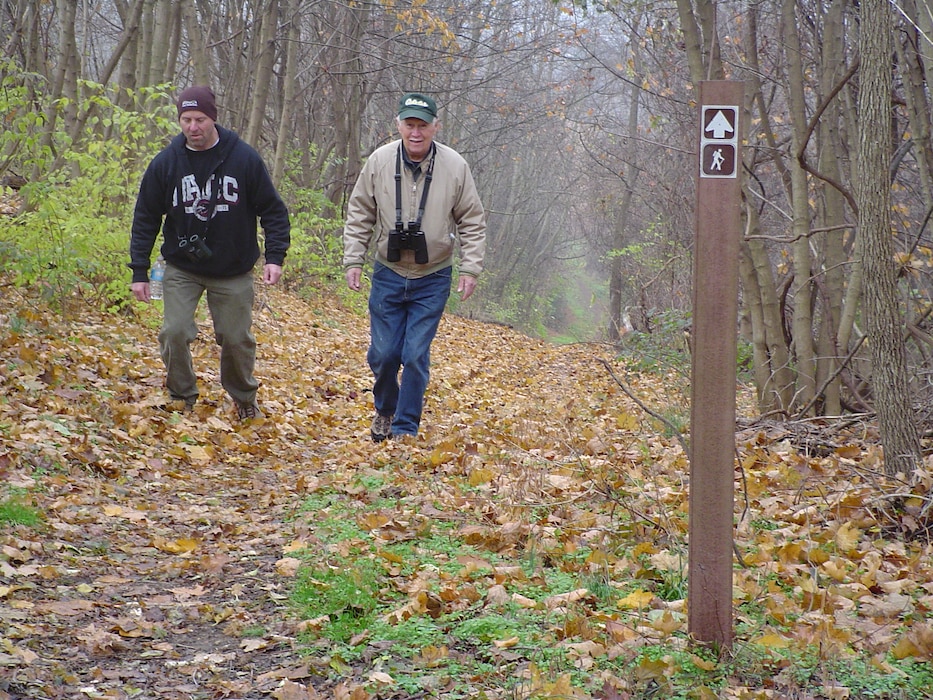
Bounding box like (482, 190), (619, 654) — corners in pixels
(181, 99), (200, 110)
(405, 97), (430, 109)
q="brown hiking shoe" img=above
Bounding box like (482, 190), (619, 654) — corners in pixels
(236, 401), (262, 421)
(371, 413), (393, 442)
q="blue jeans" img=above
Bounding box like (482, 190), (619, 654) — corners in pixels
(367, 263), (451, 436)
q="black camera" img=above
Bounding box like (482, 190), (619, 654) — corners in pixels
(387, 222), (428, 264)
(183, 236), (213, 262)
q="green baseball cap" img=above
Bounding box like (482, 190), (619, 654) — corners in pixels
(398, 93), (437, 122)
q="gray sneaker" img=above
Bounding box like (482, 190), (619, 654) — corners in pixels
(371, 413), (393, 442)
(237, 401), (262, 421)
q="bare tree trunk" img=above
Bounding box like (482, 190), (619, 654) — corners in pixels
(674, 0), (722, 82)
(244, 0), (279, 147)
(324, 1), (369, 209)
(95, 0), (145, 88)
(163, 2), (182, 83)
(857, 0), (921, 476)
(742, 1), (796, 414)
(147, 0), (178, 85)
(739, 224), (772, 410)
(212, 0), (252, 132)
(895, 0), (933, 212)
(272, 0), (299, 186)
(78, 0), (146, 145)
(607, 49), (643, 343)
(905, 0), (933, 93)
(813, 0), (851, 416)
(749, 235), (796, 413)
(33, 0), (78, 182)
(3, 0), (33, 60)
(783, 0), (817, 414)
(182, 2), (211, 86)
(136, 0), (154, 88)
(115, 0), (139, 100)
(58, 0), (80, 131)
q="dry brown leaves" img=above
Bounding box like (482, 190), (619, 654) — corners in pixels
(0, 281), (932, 699)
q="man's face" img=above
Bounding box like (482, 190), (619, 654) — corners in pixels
(398, 117), (438, 162)
(179, 111), (218, 151)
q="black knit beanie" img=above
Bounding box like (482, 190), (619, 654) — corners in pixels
(177, 86), (218, 121)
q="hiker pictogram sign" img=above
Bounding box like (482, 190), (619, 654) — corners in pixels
(700, 105), (738, 179)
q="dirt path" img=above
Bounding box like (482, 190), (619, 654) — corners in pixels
(0, 289), (378, 699)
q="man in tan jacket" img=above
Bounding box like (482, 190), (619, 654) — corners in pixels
(344, 92), (486, 442)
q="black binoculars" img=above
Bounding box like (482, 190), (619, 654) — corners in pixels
(183, 236), (213, 262)
(387, 223), (428, 264)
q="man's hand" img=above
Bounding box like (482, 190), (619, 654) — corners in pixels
(458, 275), (477, 301)
(131, 281), (151, 302)
(346, 267), (363, 292)
(263, 264), (284, 285)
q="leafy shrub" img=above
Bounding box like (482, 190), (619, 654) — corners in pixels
(275, 163), (345, 296)
(0, 75), (178, 312)
(0, 72), (345, 314)
(617, 308), (692, 374)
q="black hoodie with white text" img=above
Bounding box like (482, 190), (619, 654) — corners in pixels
(129, 124), (290, 283)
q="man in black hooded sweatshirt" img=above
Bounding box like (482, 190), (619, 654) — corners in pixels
(129, 86), (291, 421)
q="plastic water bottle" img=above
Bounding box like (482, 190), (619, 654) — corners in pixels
(150, 256), (165, 300)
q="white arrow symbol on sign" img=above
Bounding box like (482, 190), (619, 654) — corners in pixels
(705, 110), (734, 139)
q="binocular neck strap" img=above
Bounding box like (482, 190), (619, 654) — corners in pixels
(395, 144), (436, 231)
(185, 148), (226, 230)
(181, 149), (225, 246)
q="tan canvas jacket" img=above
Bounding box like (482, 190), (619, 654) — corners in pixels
(343, 140), (486, 279)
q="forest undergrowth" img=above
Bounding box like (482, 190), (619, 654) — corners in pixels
(1, 278), (933, 699)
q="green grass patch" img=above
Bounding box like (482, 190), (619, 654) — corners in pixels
(293, 558), (385, 643)
(287, 481), (933, 699)
(0, 490), (42, 528)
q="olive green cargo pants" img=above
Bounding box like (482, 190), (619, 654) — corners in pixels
(159, 263), (258, 406)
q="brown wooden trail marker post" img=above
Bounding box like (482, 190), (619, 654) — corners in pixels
(689, 80), (743, 646)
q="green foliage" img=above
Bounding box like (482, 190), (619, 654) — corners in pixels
(455, 262), (603, 343)
(634, 548), (688, 601)
(735, 646), (933, 700)
(0, 62), (46, 177)
(367, 615), (444, 656)
(609, 216), (687, 283)
(289, 489), (605, 694)
(477, 276), (552, 336)
(0, 73), (178, 312)
(276, 166), (344, 285)
(0, 70), (347, 313)
(543, 261), (609, 343)
(292, 490), (388, 642)
(617, 306), (751, 381)
(658, 406), (689, 439)
(617, 308), (692, 373)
